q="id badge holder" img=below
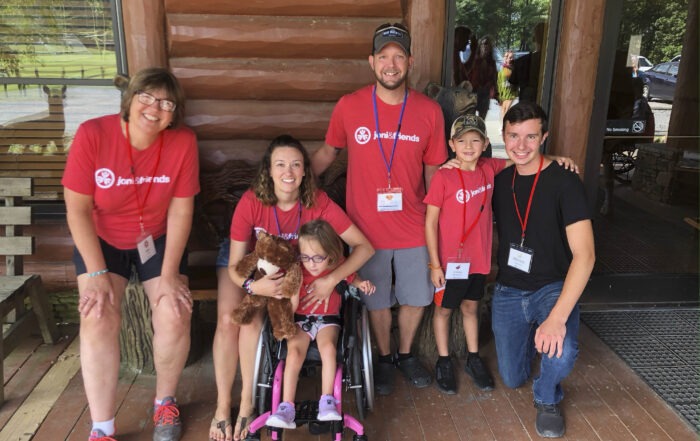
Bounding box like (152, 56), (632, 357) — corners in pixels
(507, 243), (534, 273)
(137, 230), (156, 264)
(445, 257), (470, 280)
(377, 187), (403, 212)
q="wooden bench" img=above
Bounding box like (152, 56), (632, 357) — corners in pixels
(0, 177), (59, 405)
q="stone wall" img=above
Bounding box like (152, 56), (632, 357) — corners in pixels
(631, 143), (681, 203)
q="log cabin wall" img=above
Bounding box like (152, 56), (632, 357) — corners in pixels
(121, 0), (447, 169)
(118, 0), (446, 258)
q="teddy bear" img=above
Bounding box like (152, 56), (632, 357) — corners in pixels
(231, 231), (302, 340)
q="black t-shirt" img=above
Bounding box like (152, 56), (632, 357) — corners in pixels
(493, 162), (591, 291)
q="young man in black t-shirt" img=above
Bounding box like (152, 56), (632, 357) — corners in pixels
(492, 102), (595, 438)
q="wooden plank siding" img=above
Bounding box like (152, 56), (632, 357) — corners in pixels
(163, 0), (403, 17)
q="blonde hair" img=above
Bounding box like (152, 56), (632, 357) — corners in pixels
(299, 220), (344, 267)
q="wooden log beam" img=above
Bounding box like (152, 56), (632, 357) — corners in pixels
(547, 0), (606, 177)
(171, 58), (373, 101)
(185, 100), (334, 140)
(167, 15), (397, 59)
(164, 0), (402, 17)
(198, 139), (324, 170)
(406, 0), (446, 91)
(121, 0), (168, 72)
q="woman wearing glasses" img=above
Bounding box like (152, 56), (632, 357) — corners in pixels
(210, 135), (373, 441)
(62, 67), (199, 441)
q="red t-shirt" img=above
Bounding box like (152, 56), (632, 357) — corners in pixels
(62, 114), (200, 249)
(230, 189), (353, 248)
(423, 158), (506, 275)
(325, 85), (447, 249)
(296, 268), (356, 316)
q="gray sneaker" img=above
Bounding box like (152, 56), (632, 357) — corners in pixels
(153, 396), (182, 441)
(535, 402), (565, 438)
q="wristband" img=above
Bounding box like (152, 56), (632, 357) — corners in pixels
(427, 262), (442, 270)
(87, 269), (108, 278)
(243, 278), (255, 295)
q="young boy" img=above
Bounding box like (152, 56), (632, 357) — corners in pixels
(424, 114), (502, 393)
(425, 114), (578, 395)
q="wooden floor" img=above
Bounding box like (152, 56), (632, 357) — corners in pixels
(1, 323), (696, 441)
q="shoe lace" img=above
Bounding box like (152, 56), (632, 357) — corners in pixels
(437, 361), (453, 379)
(469, 356), (487, 374)
(153, 402), (180, 426)
(536, 403), (560, 415)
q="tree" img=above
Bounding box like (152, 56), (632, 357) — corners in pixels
(455, 0), (549, 50)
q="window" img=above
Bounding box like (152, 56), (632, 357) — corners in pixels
(0, 0), (125, 202)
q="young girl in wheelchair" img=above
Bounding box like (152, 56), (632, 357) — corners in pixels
(266, 219), (375, 429)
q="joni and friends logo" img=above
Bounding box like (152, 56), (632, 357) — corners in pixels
(354, 126), (421, 145)
(94, 168), (171, 189)
(456, 189), (471, 204)
(355, 127), (372, 145)
(95, 168), (115, 189)
(456, 184), (492, 204)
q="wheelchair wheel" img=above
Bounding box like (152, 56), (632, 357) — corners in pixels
(251, 317), (275, 415)
(359, 304), (374, 412)
(350, 342), (366, 420)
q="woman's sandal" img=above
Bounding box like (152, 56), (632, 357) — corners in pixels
(209, 417), (232, 441)
(233, 411), (257, 441)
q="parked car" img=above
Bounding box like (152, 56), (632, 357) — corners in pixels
(670, 54), (681, 62)
(636, 56), (653, 72)
(640, 61), (678, 101)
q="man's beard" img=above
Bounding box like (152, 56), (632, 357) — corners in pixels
(375, 71), (407, 91)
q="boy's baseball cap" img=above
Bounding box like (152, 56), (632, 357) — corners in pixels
(450, 114), (487, 139)
(373, 23), (411, 55)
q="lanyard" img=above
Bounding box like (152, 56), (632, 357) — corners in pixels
(273, 201), (302, 237)
(125, 122), (163, 232)
(372, 86), (408, 188)
(511, 155), (544, 246)
(457, 167), (487, 257)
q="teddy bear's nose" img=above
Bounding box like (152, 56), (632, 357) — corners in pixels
(259, 269), (267, 276)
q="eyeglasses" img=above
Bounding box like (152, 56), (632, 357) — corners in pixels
(136, 91), (177, 112)
(299, 254), (328, 263)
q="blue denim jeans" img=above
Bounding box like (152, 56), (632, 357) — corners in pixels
(491, 280), (579, 405)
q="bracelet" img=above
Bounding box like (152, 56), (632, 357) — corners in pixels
(242, 278), (255, 295)
(427, 262), (442, 270)
(87, 268), (108, 278)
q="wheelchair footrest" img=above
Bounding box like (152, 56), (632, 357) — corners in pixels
(294, 399), (320, 424)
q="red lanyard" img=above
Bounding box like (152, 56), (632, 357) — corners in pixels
(511, 155), (544, 246)
(125, 122), (163, 232)
(457, 167), (487, 256)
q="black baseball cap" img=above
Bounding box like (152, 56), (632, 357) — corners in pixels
(372, 23), (411, 55)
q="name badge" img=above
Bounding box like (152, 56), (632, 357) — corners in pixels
(507, 243), (534, 273)
(377, 187), (403, 212)
(445, 260), (470, 279)
(137, 232), (156, 264)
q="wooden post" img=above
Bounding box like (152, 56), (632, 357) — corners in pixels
(406, 0), (446, 92)
(119, 277), (155, 374)
(547, 0), (607, 177)
(120, 0), (168, 73)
